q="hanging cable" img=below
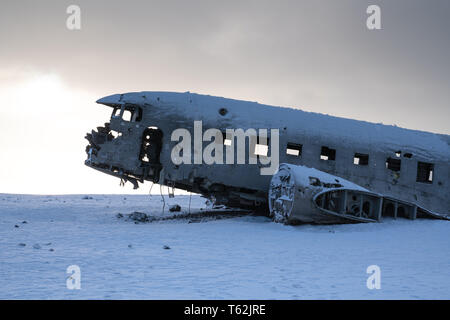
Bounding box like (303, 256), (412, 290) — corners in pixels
(188, 192), (192, 214)
(160, 184), (166, 214)
(148, 181), (154, 197)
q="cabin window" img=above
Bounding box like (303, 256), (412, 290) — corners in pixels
(286, 143), (302, 157)
(224, 137), (232, 146)
(320, 146), (336, 161)
(254, 144), (268, 156)
(417, 162), (434, 183)
(386, 157), (401, 172)
(354, 153), (369, 165)
(122, 109), (133, 121)
(121, 105), (142, 122)
(221, 131), (232, 146)
(254, 135), (269, 156)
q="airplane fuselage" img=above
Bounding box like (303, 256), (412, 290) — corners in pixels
(85, 91), (450, 217)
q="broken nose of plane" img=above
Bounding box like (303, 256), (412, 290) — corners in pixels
(96, 94), (123, 107)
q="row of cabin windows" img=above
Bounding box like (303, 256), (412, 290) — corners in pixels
(221, 133), (436, 184)
(284, 142), (434, 184)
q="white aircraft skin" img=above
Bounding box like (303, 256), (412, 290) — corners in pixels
(85, 91), (450, 224)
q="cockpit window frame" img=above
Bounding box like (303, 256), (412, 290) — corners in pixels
(112, 104), (143, 122)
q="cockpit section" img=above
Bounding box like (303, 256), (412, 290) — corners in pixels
(84, 103), (163, 189)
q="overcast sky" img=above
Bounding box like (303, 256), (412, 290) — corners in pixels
(0, 0), (449, 194)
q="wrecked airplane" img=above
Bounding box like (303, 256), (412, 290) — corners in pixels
(85, 91), (450, 224)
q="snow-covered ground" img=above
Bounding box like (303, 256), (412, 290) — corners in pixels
(0, 194), (449, 299)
